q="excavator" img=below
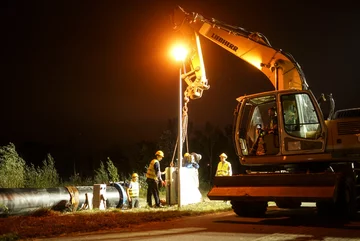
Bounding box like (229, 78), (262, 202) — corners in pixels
(171, 6), (360, 218)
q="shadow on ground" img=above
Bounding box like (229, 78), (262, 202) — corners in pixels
(216, 207), (360, 229)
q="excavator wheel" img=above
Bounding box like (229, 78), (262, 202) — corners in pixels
(231, 200), (268, 217)
(317, 172), (357, 219)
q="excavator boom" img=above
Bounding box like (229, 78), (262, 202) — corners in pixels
(172, 6), (309, 91)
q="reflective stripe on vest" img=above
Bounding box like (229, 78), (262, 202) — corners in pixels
(146, 159), (158, 180)
(216, 161), (230, 176)
(129, 181), (139, 198)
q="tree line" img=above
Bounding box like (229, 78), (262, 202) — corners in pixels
(0, 119), (241, 188)
(0, 143), (123, 188)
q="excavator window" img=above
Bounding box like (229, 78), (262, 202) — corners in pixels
(237, 94), (280, 156)
(236, 92), (322, 157)
(281, 93), (322, 140)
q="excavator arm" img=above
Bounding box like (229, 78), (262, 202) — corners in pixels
(172, 6), (309, 92)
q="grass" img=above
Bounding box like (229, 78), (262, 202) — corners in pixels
(0, 198), (232, 240)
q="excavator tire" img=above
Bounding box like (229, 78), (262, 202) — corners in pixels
(231, 200), (268, 217)
(317, 172), (357, 219)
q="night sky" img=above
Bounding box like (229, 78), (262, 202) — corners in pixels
(2, 0), (359, 172)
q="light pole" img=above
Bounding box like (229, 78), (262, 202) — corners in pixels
(171, 45), (188, 208)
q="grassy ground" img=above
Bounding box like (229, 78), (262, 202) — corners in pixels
(0, 197), (232, 241)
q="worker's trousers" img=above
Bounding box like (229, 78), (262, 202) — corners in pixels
(146, 178), (160, 207)
(130, 197), (139, 208)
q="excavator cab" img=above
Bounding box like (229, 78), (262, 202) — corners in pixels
(234, 89), (327, 166)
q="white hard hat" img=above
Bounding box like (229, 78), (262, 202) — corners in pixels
(219, 153), (227, 158)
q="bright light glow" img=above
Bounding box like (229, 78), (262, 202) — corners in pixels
(171, 45), (188, 61)
(246, 56), (262, 70)
(179, 167), (202, 206)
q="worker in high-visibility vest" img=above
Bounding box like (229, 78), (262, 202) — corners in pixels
(126, 173), (140, 208)
(146, 150), (166, 208)
(215, 153), (232, 176)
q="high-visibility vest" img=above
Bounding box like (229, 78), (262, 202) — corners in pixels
(128, 181), (139, 198)
(146, 159), (159, 180)
(216, 161), (231, 176)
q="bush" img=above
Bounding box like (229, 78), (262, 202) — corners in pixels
(94, 161), (108, 184)
(199, 178), (211, 193)
(62, 174), (94, 186)
(25, 163), (42, 188)
(93, 157), (121, 185)
(40, 154), (60, 187)
(107, 157), (119, 183)
(25, 154), (60, 188)
(68, 172), (82, 186)
(0, 143), (26, 188)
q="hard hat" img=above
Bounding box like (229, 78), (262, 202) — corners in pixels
(219, 153), (227, 158)
(155, 150), (164, 157)
(191, 152), (202, 162)
(132, 173), (138, 178)
(184, 152), (192, 162)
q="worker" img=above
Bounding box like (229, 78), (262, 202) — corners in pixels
(284, 104), (298, 131)
(183, 152), (200, 169)
(126, 173), (140, 209)
(267, 106), (278, 134)
(146, 150), (166, 208)
(215, 153), (232, 176)
(250, 106), (278, 156)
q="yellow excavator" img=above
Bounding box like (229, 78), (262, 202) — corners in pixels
(172, 6), (360, 217)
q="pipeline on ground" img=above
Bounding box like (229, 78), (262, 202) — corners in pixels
(0, 182), (128, 215)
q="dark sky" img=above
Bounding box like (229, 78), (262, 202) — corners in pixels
(2, 0), (360, 163)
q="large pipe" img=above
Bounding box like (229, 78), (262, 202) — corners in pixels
(0, 183), (128, 215)
(0, 187), (71, 215)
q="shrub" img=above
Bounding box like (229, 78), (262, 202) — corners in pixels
(94, 161), (109, 184)
(107, 157), (119, 183)
(68, 172), (82, 186)
(94, 158), (120, 184)
(0, 143), (26, 188)
(25, 163), (42, 188)
(25, 154), (60, 188)
(40, 154), (60, 187)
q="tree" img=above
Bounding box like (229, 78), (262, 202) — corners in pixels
(93, 158), (120, 184)
(0, 143), (26, 188)
(94, 161), (108, 184)
(106, 157), (119, 183)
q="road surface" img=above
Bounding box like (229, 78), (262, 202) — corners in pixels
(37, 204), (360, 241)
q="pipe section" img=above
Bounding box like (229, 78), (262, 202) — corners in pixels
(0, 183), (127, 215)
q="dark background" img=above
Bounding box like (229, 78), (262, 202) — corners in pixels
(2, 0), (359, 178)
